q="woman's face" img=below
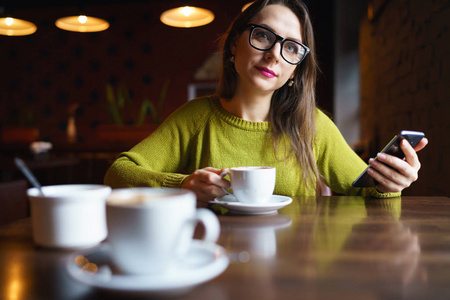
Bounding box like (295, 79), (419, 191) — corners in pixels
(232, 4), (302, 96)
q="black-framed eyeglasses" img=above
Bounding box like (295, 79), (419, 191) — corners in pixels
(247, 24), (310, 65)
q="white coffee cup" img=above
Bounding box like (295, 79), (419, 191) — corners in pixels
(27, 184), (111, 249)
(220, 167), (276, 204)
(106, 188), (220, 275)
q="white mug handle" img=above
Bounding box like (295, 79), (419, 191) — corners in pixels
(194, 208), (220, 243)
(174, 208), (220, 257)
(220, 171), (232, 196)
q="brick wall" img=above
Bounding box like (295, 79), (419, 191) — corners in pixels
(0, 1), (239, 145)
(360, 0), (450, 196)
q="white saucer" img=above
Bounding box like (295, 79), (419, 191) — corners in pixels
(209, 194), (293, 215)
(65, 241), (229, 296)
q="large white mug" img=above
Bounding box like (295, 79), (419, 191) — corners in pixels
(106, 188), (220, 275)
(27, 184), (111, 249)
(220, 167), (276, 204)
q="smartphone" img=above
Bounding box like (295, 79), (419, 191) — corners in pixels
(352, 130), (425, 188)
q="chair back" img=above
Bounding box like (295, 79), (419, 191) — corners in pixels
(0, 179), (29, 226)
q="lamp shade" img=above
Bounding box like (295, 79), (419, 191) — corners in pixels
(160, 6), (214, 28)
(242, 2), (254, 12)
(0, 17), (37, 36)
(55, 15), (109, 33)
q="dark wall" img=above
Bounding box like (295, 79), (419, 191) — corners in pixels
(305, 0), (335, 115)
(360, 0), (450, 196)
(0, 1), (243, 144)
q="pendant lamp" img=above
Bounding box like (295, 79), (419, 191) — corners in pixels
(55, 15), (109, 33)
(242, 2), (254, 12)
(160, 6), (214, 28)
(0, 17), (37, 36)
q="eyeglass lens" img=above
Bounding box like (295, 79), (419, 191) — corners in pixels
(250, 26), (306, 65)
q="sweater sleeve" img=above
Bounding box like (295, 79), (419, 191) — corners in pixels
(315, 110), (401, 198)
(104, 97), (210, 189)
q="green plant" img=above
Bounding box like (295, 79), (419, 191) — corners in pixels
(105, 79), (170, 125)
(19, 109), (36, 127)
(5, 108), (35, 127)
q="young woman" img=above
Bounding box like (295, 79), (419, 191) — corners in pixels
(104, 0), (427, 204)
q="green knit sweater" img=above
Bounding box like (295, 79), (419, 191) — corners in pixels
(104, 95), (399, 198)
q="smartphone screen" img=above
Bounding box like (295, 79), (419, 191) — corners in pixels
(352, 130), (425, 188)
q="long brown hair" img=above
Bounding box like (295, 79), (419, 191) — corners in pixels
(218, 0), (320, 190)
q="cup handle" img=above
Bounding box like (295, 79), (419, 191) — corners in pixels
(174, 208), (220, 258)
(194, 208), (220, 243)
(219, 171), (232, 196)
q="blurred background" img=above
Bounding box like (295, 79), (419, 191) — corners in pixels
(0, 0), (448, 196)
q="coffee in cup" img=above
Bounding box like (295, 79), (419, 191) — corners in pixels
(220, 167), (276, 204)
(106, 188), (220, 275)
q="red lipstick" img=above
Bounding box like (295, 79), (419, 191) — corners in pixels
(255, 67), (276, 78)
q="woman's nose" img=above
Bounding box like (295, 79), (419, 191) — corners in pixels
(264, 42), (282, 63)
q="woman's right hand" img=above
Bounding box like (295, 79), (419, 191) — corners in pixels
(181, 167), (231, 204)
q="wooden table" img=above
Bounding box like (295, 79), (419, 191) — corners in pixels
(0, 196), (449, 300)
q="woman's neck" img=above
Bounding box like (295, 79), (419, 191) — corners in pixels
(220, 89), (273, 122)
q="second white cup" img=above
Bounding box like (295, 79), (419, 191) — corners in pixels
(106, 188), (220, 275)
(221, 167), (276, 204)
(27, 184), (111, 249)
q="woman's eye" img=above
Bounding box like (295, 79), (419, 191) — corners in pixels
(285, 42), (299, 54)
(254, 30), (269, 40)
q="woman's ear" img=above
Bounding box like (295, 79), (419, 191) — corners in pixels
(231, 39), (237, 56)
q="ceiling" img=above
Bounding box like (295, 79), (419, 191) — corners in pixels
(1, 0), (164, 11)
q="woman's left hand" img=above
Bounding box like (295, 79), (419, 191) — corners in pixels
(367, 138), (428, 193)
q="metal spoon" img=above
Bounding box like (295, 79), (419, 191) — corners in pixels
(14, 157), (45, 196)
